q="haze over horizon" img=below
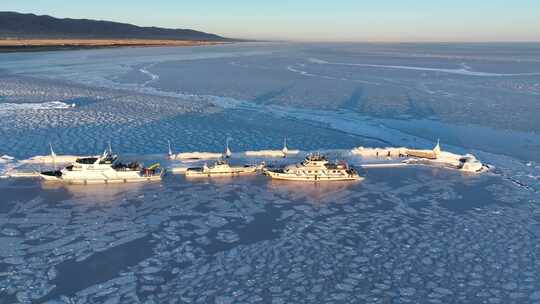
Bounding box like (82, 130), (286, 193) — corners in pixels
(2, 0), (540, 42)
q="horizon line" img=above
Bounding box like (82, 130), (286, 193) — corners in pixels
(3, 10), (540, 44)
(261, 39), (540, 44)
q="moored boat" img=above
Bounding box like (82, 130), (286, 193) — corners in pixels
(20, 144), (95, 165)
(40, 151), (164, 184)
(185, 160), (263, 177)
(167, 139), (228, 161)
(244, 137), (300, 158)
(171, 152), (224, 161)
(264, 153), (362, 181)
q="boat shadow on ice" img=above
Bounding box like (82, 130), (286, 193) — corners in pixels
(179, 173), (263, 186)
(40, 182), (151, 203)
(266, 179), (359, 202)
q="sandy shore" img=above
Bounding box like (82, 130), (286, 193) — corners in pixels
(0, 39), (229, 52)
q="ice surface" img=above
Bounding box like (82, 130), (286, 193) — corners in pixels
(0, 101), (74, 113)
(308, 57), (540, 77)
(138, 64), (160, 87)
(1, 42), (539, 303)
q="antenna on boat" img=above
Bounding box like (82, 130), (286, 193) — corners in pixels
(108, 141), (113, 154)
(225, 137), (232, 158)
(167, 140), (174, 159)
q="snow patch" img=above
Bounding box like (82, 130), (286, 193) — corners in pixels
(0, 101), (74, 113)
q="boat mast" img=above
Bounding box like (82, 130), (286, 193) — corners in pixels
(225, 137), (232, 158)
(49, 143), (56, 171)
(167, 140), (174, 159)
(282, 137), (288, 157)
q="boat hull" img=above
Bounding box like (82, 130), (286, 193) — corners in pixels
(264, 170), (363, 182)
(40, 171), (164, 184)
(185, 168), (258, 177)
(40, 172), (62, 181)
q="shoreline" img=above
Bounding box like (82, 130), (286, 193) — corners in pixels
(0, 39), (231, 53)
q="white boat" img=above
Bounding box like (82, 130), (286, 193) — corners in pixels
(351, 140), (442, 160)
(0, 155), (15, 163)
(21, 155), (89, 164)
(244, 138), (300, 158)
(40, 151), (164, 184)
(264, 153), (362, 182)
(353, 140), (487, 174)
(457, 154), (485, 172)
(167, 140), (224, 161)
(405, 152), (486, 173)
(172, 152), (224, 161)
(185, 160), (262, 177)
(20, 144), (94, 165)
(351, 146), (408, 159)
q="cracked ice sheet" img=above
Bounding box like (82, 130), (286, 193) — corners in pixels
(1, 44), (538, 192)
(0, 166), (539, 303)
(0, 42), (539, 303)
(0, 76), (386, 160)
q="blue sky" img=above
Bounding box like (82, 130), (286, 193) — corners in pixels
(3, 0), (540, 42)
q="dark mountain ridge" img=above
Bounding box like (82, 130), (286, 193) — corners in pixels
(0, 11), (229, 41)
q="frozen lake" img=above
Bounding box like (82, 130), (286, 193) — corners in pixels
(1, 42), (540, 303)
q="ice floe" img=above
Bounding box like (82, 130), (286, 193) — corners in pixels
(0, 101), (74, 113)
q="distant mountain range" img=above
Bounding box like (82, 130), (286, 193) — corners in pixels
(0, 12), (230, 41)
